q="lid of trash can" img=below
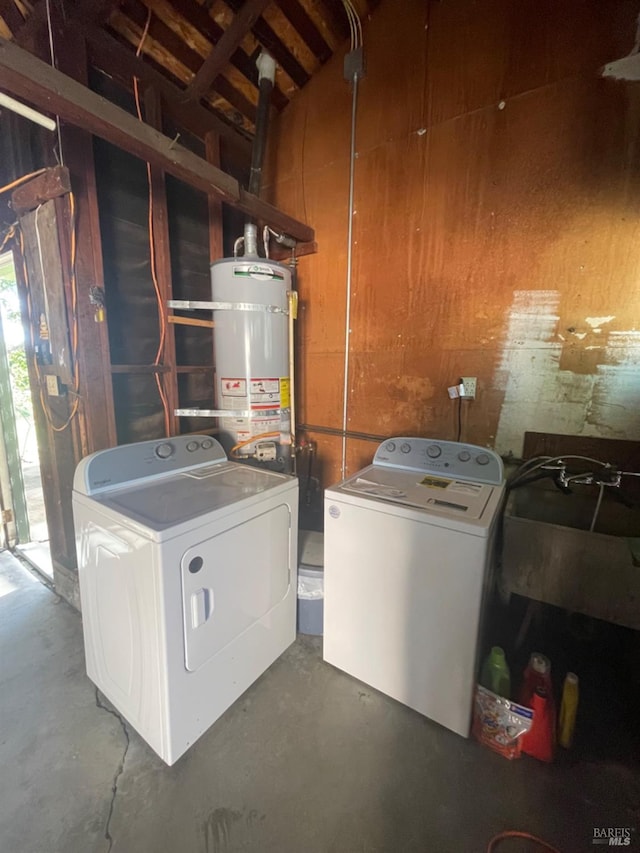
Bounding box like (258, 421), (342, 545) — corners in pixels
(298, 529), (324, 568)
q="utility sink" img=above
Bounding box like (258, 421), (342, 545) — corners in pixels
(501, 481), (640, 631)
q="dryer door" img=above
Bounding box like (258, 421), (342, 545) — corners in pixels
(180, 503), (292, 672)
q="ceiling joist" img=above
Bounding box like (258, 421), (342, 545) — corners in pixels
(0, 36), (314, 242)
(185, 0), (271, 102)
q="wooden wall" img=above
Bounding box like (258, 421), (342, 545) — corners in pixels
(265, 0), (640, 486)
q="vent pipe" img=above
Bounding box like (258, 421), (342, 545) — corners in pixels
(243, 51), (276, 257)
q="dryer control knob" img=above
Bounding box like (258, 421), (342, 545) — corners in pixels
(201, 439), (214, 450)
(385, 441), (397, 453)
(186, 441), (199, 452)
(476, 453), (490, 465)
(458, 450), (471, 462)
(427, 445), (441, 458)
(155, 442), (174, 459)
(400, 442), (412, 454)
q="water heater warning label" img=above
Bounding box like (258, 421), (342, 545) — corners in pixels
(221, 378), (246, 396)
(250, 378), (280, 409)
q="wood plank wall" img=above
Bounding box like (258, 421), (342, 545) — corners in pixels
(265, 0), (640, 486)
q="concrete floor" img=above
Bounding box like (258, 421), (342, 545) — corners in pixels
(0, 551), (638, 853)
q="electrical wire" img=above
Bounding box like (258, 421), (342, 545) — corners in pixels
(132, 8), (171, 437)
(0, 169), (47, 196)
(342, 0), (362, 48)
(341, 0), (355, 49)
(486, 830), (561, 852)
(22, 195), (80, 432)
(45, 0), (64, 164)
(456, 395), (462, 442)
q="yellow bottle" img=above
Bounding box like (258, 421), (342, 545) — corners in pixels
(558, 672), (579, 748)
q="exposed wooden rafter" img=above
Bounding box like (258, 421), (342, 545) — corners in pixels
(0, 0), (25, 34)
(225, 0), (310, 89)
(0, 36), (314, 241)
(163, 0), (289, 111)
(80, 20), (253, 158)
(185, 0), (271, 102)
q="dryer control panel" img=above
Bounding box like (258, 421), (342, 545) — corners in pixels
(373, 438), (503, 485)
(74, 435), (228, 495)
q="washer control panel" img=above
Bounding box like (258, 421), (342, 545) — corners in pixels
(373, 438), (503, 485)
(75, 435), (228, 495)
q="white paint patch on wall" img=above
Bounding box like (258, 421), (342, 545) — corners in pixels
(494, 291), (595, 455)
(585, 315), (615, 329)
(494, 293), (640, 455)
(584, 332), (640, 437)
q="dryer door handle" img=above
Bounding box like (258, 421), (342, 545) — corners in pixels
(191, 588), (214, 628)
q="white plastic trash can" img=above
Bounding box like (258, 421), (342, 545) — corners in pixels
(297, 530), (324, 635)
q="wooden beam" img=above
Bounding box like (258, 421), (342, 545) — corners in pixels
(0, 36), (314, 240)
(165, 0), (289, 111)
(15, 0), (119, 51)
(110, 364), (170, 373)
(205, 131), (224, 262)
(168, 315), (215, 329)
(117, 0), (257, 123)
(225, 0), (310, 89)
(0, 0), (24, 35)
(11, 165), (71, 213)
(53, 25), (118, 452)
(83, 21), (251, 156)
(185, 0), (271, 102)
(318, 0), (351, 42)
(275, 0), (332, 63)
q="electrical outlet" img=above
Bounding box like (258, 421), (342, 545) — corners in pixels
(460, 377), (477, 399)
(46, 374), (60, 397)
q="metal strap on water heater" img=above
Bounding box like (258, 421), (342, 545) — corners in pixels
(168, 299), (289, 315)
(174, 408), (288, 418)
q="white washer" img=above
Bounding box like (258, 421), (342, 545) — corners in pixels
(323, 438), (504, 738)
(72, 435), (298, 765)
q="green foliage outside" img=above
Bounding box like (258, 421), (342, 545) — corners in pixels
(0, 273), (33, 422)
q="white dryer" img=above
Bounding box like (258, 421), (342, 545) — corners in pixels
(323, 438), (504, 738)
(73, 435), (298, 765)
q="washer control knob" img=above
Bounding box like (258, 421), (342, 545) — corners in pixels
(201, 439), (214, 450)
(400, 442), (412, 454)
(458, 450), (471, 462)
(186, 441), (199, 452)
(385, 441), (396, 453)
(476, 453), (490, 466)
(426, 444), (441, 458)
(155, 442), (174, 459)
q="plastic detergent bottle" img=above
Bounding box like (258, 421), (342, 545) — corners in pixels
(558, 672), (579, 749)
(519, 653), (553, 707)
(480, 646), (511, 699)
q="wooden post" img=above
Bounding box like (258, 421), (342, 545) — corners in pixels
(205, 131), (224, 263)
(49, 25), (117, 453)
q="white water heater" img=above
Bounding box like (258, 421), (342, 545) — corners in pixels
(211, 256), (292, 463)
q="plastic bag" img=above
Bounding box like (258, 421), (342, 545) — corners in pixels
(297, 572), (324, 600)
(472, 685), (534, 760)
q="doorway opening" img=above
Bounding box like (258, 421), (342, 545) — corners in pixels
(0, 251), (51, 577)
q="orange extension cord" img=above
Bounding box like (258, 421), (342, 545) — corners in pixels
(133, 8), (171, 437)
(487, 830), (561, 852)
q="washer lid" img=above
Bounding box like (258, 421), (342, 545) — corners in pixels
(97, 463), (290, 531)
(337, 465), (494, 520)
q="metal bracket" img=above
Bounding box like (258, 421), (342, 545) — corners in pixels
(174, 408), (288, 418)
(168, 300), (289, 315)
